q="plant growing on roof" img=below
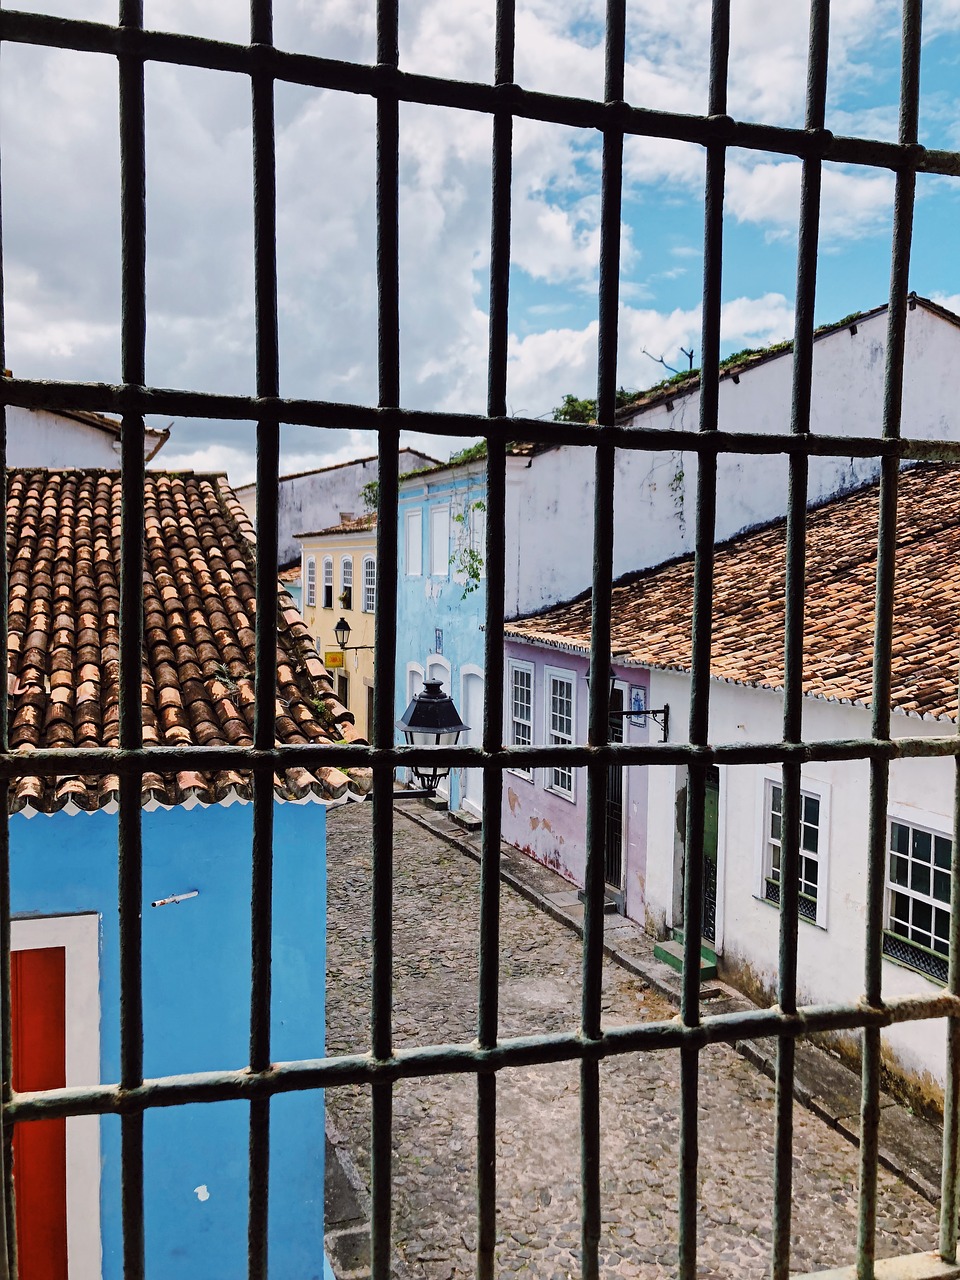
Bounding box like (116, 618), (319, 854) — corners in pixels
(360, 479), (379, 512)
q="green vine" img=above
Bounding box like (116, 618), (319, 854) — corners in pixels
(450, 499), (486, 597)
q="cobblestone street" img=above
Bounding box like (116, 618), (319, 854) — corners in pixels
(325, 802), (939, 1278)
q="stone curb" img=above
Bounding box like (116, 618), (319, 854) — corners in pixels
(396, 801), (945, 1209)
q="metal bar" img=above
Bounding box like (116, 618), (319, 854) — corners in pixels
(773, 5), (830, 1274)
(9, 987), (959, 1124)
(117, 0), (148, 1271)
(580, 2), (626, 1271)
(476, 1), (515, 1270)
(0, 10), (955, 175)
(679, 6), (729, 1277)
(371, 1), (400, 1272)
(858, 4), (922, 1276)
(8, 372), (960, 462)
(248, 2), (281, 1275)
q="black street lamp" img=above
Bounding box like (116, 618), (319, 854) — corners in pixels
(396, 679), (470, 793)
(334, 616), (351, 650)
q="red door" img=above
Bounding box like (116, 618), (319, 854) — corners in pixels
(11, 947), (68, 1280)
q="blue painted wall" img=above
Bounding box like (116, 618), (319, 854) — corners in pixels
(396, 464), (486, 812)
(11, 798), (327, 1280)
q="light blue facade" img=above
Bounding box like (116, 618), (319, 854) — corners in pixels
(11, 798), (328, 1280)
(396, 460), (486, 813)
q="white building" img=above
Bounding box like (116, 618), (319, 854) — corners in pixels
(504, 294), (960, 618)
(237, 447), (439, 567)
(506, 461), (960, 1107)
(5, 406), (168, 467)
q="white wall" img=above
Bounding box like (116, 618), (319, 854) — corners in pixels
(506, 303), (960, 617)
(239, 449), (437, 566)
(644, 665), (955, 1097)
(6, 407), (123, 468)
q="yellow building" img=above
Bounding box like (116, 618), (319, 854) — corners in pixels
(298, 513), (377, 740)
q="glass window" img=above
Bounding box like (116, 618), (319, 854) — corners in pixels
(509, 662), (533, 779)
(763, 781), (822, 924)
(322, 557), (333, 609)
(545, 670), (575, 798)
(884, 819), (952, 982)
(305, 556), (316, 608)
(340, 557), (353, 610)
(362, 557), (376, 613)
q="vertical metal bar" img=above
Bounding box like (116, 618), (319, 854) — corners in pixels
(249, 3), (280, 1277)
(580, 6), (625, 1276)
(118, 1), (147, 1273)
(940, 741), (960, 1263)
(372, 4), (400, 1276)
(857, 4), (921, 1276)
(679, 5), (729, 1277)
(772, 5), (829, 1276)
(477, 3), (515, 1274)
(0, 55), (13, 1275)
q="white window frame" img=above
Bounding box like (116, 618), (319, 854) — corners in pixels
(11, 913), (102, 1279)
(322, 556), (334, 609)
(304, 555), (317, 608)
(754, 770), (830, 930)
(429, 504), (450, 578)
(340, 556), (353, 610)
(405, 509), (423, 577)
(506, 659), (535, 782)
(543, 665), (576, 802)
(884, 802), (953, 984)
(362, 555), (376, 613)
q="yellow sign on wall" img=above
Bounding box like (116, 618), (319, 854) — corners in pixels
(324, 651), (345, 669)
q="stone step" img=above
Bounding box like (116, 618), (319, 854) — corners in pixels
(653, 938), (718, 981)
(449, 808), (482, 832)
(671, 930), (718, 964)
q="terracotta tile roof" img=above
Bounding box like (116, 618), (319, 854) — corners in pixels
(297, 512), (377, 538)
(506, 463), (960, 722)
(5, 469), (371, 815)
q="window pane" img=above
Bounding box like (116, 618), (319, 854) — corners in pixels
(936, 836), (952, 869)
(770, 813), (781, 842)
(911, 862), (931, 897)
(801, 823), (818, 854)
(890, 854), (909, 886)
(935, 870), (951, 904)
(913, 900), (933, 936)
(890, 892), (909, 925)
(803, 795), (819, 826)
(913, 829), (932, 863)
(771, 785), (782, 815)
(891, 822), (909, 856)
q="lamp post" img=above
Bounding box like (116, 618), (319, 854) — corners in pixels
(396, 679), (470, 795)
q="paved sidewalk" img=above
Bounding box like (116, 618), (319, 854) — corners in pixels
(325, 800), (942, 1279)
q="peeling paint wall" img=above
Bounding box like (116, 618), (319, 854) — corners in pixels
(645, 665), (955, 1098)
(10, 801), (327, 1278)
(501, 643), (651, 918)
(504, 305), (960, 618)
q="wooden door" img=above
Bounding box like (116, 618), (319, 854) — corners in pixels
(12, 946), (68, 1280)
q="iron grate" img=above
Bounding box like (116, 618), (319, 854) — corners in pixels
(0, 2), (958, 1280)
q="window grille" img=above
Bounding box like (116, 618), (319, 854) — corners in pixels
(0, 3), (959, 1280)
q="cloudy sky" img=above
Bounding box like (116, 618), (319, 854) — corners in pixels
(3, 0), (960, 483)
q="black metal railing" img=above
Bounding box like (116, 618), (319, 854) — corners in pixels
(1, 3), (960, 1280)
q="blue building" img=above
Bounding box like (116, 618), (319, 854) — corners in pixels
(5, 468), (369, 1279)
(396, 454), (486, 815)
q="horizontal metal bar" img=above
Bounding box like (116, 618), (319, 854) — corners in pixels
(0, 10), (953, 177)
(4, 732), (960, 780)
(7, 989), (956, 1123)
(3, 376), (960, 463)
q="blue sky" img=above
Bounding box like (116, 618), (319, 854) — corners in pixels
(2, 1), (960, 480)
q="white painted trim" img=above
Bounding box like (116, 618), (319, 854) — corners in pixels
(715, 765), (728, 953)
(404, 509), (423, 577)
(755, 768), (832, 930)
(11, 913), (102, 1280)
(543, 664), (577, 804)
(505, 658), (535, 783)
